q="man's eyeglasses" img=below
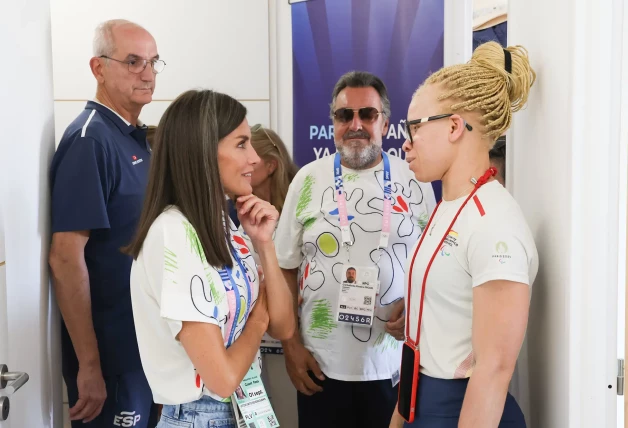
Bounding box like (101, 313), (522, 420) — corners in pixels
(99, 56), (166, 74)
(405, 114), (473, 144)
(251, 124), (277, 148)
(332, 107), (382, 124)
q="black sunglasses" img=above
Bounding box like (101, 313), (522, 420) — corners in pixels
(332, 107), (382, 124)
(405, 114), (473, 143)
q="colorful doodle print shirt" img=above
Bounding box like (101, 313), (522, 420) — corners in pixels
(275, 154), (436, 381)
(130, 206), (261, 404)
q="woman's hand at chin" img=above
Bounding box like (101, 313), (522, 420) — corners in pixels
(236, 194), (278, 244)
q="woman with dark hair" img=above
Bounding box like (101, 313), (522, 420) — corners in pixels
(126, 89), (294, 427)
(239, 124), (300, 426)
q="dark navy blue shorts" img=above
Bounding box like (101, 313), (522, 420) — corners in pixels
(473, 22), (508, 51)
(297, 371), (398, 428)
(65, 369), (157, 428)
(403, 374), (526, 427)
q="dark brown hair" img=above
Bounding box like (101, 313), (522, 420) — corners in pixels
(125, 89), (247, 268)
(145, 125), (157, 147)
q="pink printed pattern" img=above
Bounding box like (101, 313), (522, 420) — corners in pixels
(223, 290), (237, 345)
(454, 351), (475, 379)
(382, 199), (392, 233)
(337, 193), (350, 227)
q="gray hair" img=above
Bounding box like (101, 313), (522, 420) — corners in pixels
(329, 71), (392, 119)
(93, 19), (143, 58)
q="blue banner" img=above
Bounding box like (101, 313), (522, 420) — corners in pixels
(291, 0), (444, 198)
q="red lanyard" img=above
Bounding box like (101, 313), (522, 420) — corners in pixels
(405, 167), (497, 347)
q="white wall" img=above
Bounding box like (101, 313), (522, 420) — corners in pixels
(444, 0), (473, 67)
(617, 1), (628, 426)
(509, 0), (625, 426)
(50, 0), (272, 145)
(273, 0), (294, 156)
(0, 1), (61, 427)
(618, 1), (628, 427)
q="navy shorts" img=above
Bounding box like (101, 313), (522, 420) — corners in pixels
(65, 369), (157, 428)
(403, 374), (526, 427)
(473, 22), (508, 51)
(297, 371), (398, 428)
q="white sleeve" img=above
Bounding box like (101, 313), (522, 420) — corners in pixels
(467, 209), (535, 288)
(407, 179), (437, 233)
(422, 182), (438, 217)
(148, 219), (221, 339)
(275, 176), (305, 269)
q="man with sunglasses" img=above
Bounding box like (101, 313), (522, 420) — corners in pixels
(49, 20), (162, 428)
(276, 71), (436, 427)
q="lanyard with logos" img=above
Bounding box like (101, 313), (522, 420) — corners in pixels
(334, 151), (392, 262)
(397, 167), (496, 423)
(334, 151), (393, 327)
(224, 245), (252, 347)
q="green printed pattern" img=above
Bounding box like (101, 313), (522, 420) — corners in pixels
(343, 172), (359, 183)
(418, 212), (429, 230)
(183, 221), (224, 305)
(307, 299), (337, 340)
(183, 221), (206, 263)
(204, 265), (224, 305)
(296, 174), (316, 230)
(373, 332), (401, 353)
(164, 248), (178, 274)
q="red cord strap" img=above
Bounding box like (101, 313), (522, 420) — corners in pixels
(404, 167), (497, 347)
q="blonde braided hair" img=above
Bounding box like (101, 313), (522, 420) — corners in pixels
(425, 42), (536, 142)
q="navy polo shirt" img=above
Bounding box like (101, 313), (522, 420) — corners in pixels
(50, 101), (151, 376)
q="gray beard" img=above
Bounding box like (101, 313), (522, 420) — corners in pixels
(335, 140), (382, 170)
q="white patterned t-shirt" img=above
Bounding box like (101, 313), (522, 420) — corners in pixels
(130, 206), (261, 404)
(275, 154), (436, 381)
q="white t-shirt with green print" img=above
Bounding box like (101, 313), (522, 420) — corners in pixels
(275, 154), (436, 381)
(130, 206), (261, 404)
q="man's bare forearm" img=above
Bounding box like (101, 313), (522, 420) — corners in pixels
(50, 247), (100, 367)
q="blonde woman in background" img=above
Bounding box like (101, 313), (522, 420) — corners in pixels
(237, 124), (299, 427)
(246, 125), (298, 215)
(238, 124), (298, 255)
(391, 42), (538, 427)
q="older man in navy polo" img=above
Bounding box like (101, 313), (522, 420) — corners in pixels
(49, 19), (164, 427)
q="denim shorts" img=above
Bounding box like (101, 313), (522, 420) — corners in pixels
(157, 395), (236, 428)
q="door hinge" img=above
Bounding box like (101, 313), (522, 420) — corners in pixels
(618, 359), (624, 396)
